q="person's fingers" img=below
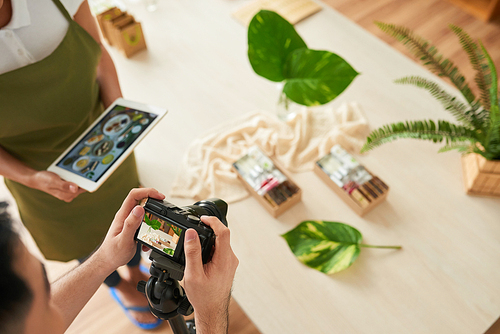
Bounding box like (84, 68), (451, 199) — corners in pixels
(114, 188), (165, 222)
(200, 216), (230, 245)
(120, 205), (145, 241)
(183, 229), (204, 280)
(200, 216), (227, 234)
(49, 175), (73, 192)
(46, 188), (76, 202)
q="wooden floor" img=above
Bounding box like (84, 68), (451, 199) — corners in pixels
(36, 1), (500, 333)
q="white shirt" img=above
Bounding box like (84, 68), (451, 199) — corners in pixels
(0, 0), (85, 75)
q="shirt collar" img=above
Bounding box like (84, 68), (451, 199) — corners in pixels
(4, 0), (31, 30)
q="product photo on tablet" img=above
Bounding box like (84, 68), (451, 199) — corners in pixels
(47, 98), (167, 192)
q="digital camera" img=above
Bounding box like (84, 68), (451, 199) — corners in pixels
(135, 197), (228, 266)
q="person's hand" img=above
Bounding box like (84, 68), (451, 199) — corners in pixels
(183, 216), (239, 334)
(95, 188), (165, 271)
(28, 170), (86, 202)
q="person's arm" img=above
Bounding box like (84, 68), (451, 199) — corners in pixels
(50, 188), (165, 330)
(0, 146), (85, 202)
(74, 1), (122, 108)
(183, 216), (240, 334)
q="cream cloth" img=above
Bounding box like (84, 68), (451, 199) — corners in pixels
(171, 102), (370, 203)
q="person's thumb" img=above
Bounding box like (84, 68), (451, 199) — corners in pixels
(184, 229), (204, 278)
(121, 206), (144, 240)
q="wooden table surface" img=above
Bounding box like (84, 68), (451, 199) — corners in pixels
(4, 0), (500, 333)
(106, 1), (500, 333)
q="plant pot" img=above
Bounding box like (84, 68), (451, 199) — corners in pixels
(461, 153), (500, 197)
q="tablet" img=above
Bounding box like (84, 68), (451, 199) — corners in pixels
(47, 98), (167, 192)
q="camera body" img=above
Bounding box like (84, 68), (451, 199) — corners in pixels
(135, 197), (228, 267)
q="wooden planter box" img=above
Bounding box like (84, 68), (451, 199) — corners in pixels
(461, 153), (500, 197)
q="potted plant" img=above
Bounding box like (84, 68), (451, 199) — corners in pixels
(247, 10), (358, 120)
(361, 23), (500, 197)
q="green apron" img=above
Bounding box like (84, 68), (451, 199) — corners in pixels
(0, 0), (140, 261)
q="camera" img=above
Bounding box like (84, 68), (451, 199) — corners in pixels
(135, 197), (228, 269)
(135, 197), (228, 328)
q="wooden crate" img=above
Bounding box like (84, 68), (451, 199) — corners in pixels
(461, 153), (500, 197)
(313, 163), (389, 217)
(232, 150), (302, 218)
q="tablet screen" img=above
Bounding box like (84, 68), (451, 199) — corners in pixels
(56, 105), (158, 182)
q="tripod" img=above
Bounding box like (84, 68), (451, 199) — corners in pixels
(137, 252), (196, 334)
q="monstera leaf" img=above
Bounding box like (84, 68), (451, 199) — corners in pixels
(283, 49), (359, 105)
(248, 10), (307, 82)
(281, 221), (401, 274)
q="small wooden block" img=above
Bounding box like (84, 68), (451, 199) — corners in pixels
(232, 0), (322, 26)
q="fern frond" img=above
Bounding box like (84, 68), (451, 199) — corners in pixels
(361, 120), (478, 153)
(449, 24), (491, 110)
(480, 41), (500, 159)
(479, 42), (498, 110)
(438, 143), (473, 153)
(376, 22), (477, 106)
(394, 76), (480, 127)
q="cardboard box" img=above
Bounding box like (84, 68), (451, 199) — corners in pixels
(95, 7), (147, 57)
(95, 7), (123, 44)
(232, 146), (302, 217)
(116, 21), (147, 58)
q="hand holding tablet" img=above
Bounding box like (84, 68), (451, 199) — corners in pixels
(47, 98), (167, 192)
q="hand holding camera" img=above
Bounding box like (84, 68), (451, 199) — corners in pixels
(133, 196), (239, 334)
(95, 188), (165, 273)
(184, 216), (239, 334)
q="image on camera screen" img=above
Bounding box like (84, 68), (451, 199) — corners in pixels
(137, 212), (183, 256)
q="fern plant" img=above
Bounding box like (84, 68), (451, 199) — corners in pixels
(361, 23), (500, 161)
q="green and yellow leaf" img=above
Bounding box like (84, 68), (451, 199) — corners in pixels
(281, 221), (362, 274)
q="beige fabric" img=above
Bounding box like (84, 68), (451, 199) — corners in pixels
(171, 102), (370, 203)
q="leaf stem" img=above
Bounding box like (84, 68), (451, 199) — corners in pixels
(359, 244), (402, 250)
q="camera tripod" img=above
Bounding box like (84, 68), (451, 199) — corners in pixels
(137, 252), (196, 334)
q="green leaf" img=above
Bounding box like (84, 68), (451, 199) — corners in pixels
(375, 22), (477, 107)
(283, 49), (359, 106)
(449, 24), (491, 110)
(438, 143), (473, 153)
(165, 223), (182, 236)
(281, 221), (401, 274)
(394, 76), (478, 127)
(248, 10), (307, 82)
(163, 248), (174, 255)
(480, 42), (500, 159)
(361, 119), (478, 153)
(144, 214), (161, 230)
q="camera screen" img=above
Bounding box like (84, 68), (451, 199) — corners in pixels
(136, 212), (183, 257)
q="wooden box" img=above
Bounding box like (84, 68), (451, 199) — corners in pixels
(95, 7), (123, 44)
(461, 153), (500, 197)
(95, 7), (147, 58)
(117, 21), (147, 58)
(232, 147), (302, 218)
(313, 147), (389, 216)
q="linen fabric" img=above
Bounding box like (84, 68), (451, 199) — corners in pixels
(0, 0), (84, 74)
(171, 102), (370, 203)
(0, 0), (140, 261)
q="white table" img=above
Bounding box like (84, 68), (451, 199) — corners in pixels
(47, 0), (500, 332)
